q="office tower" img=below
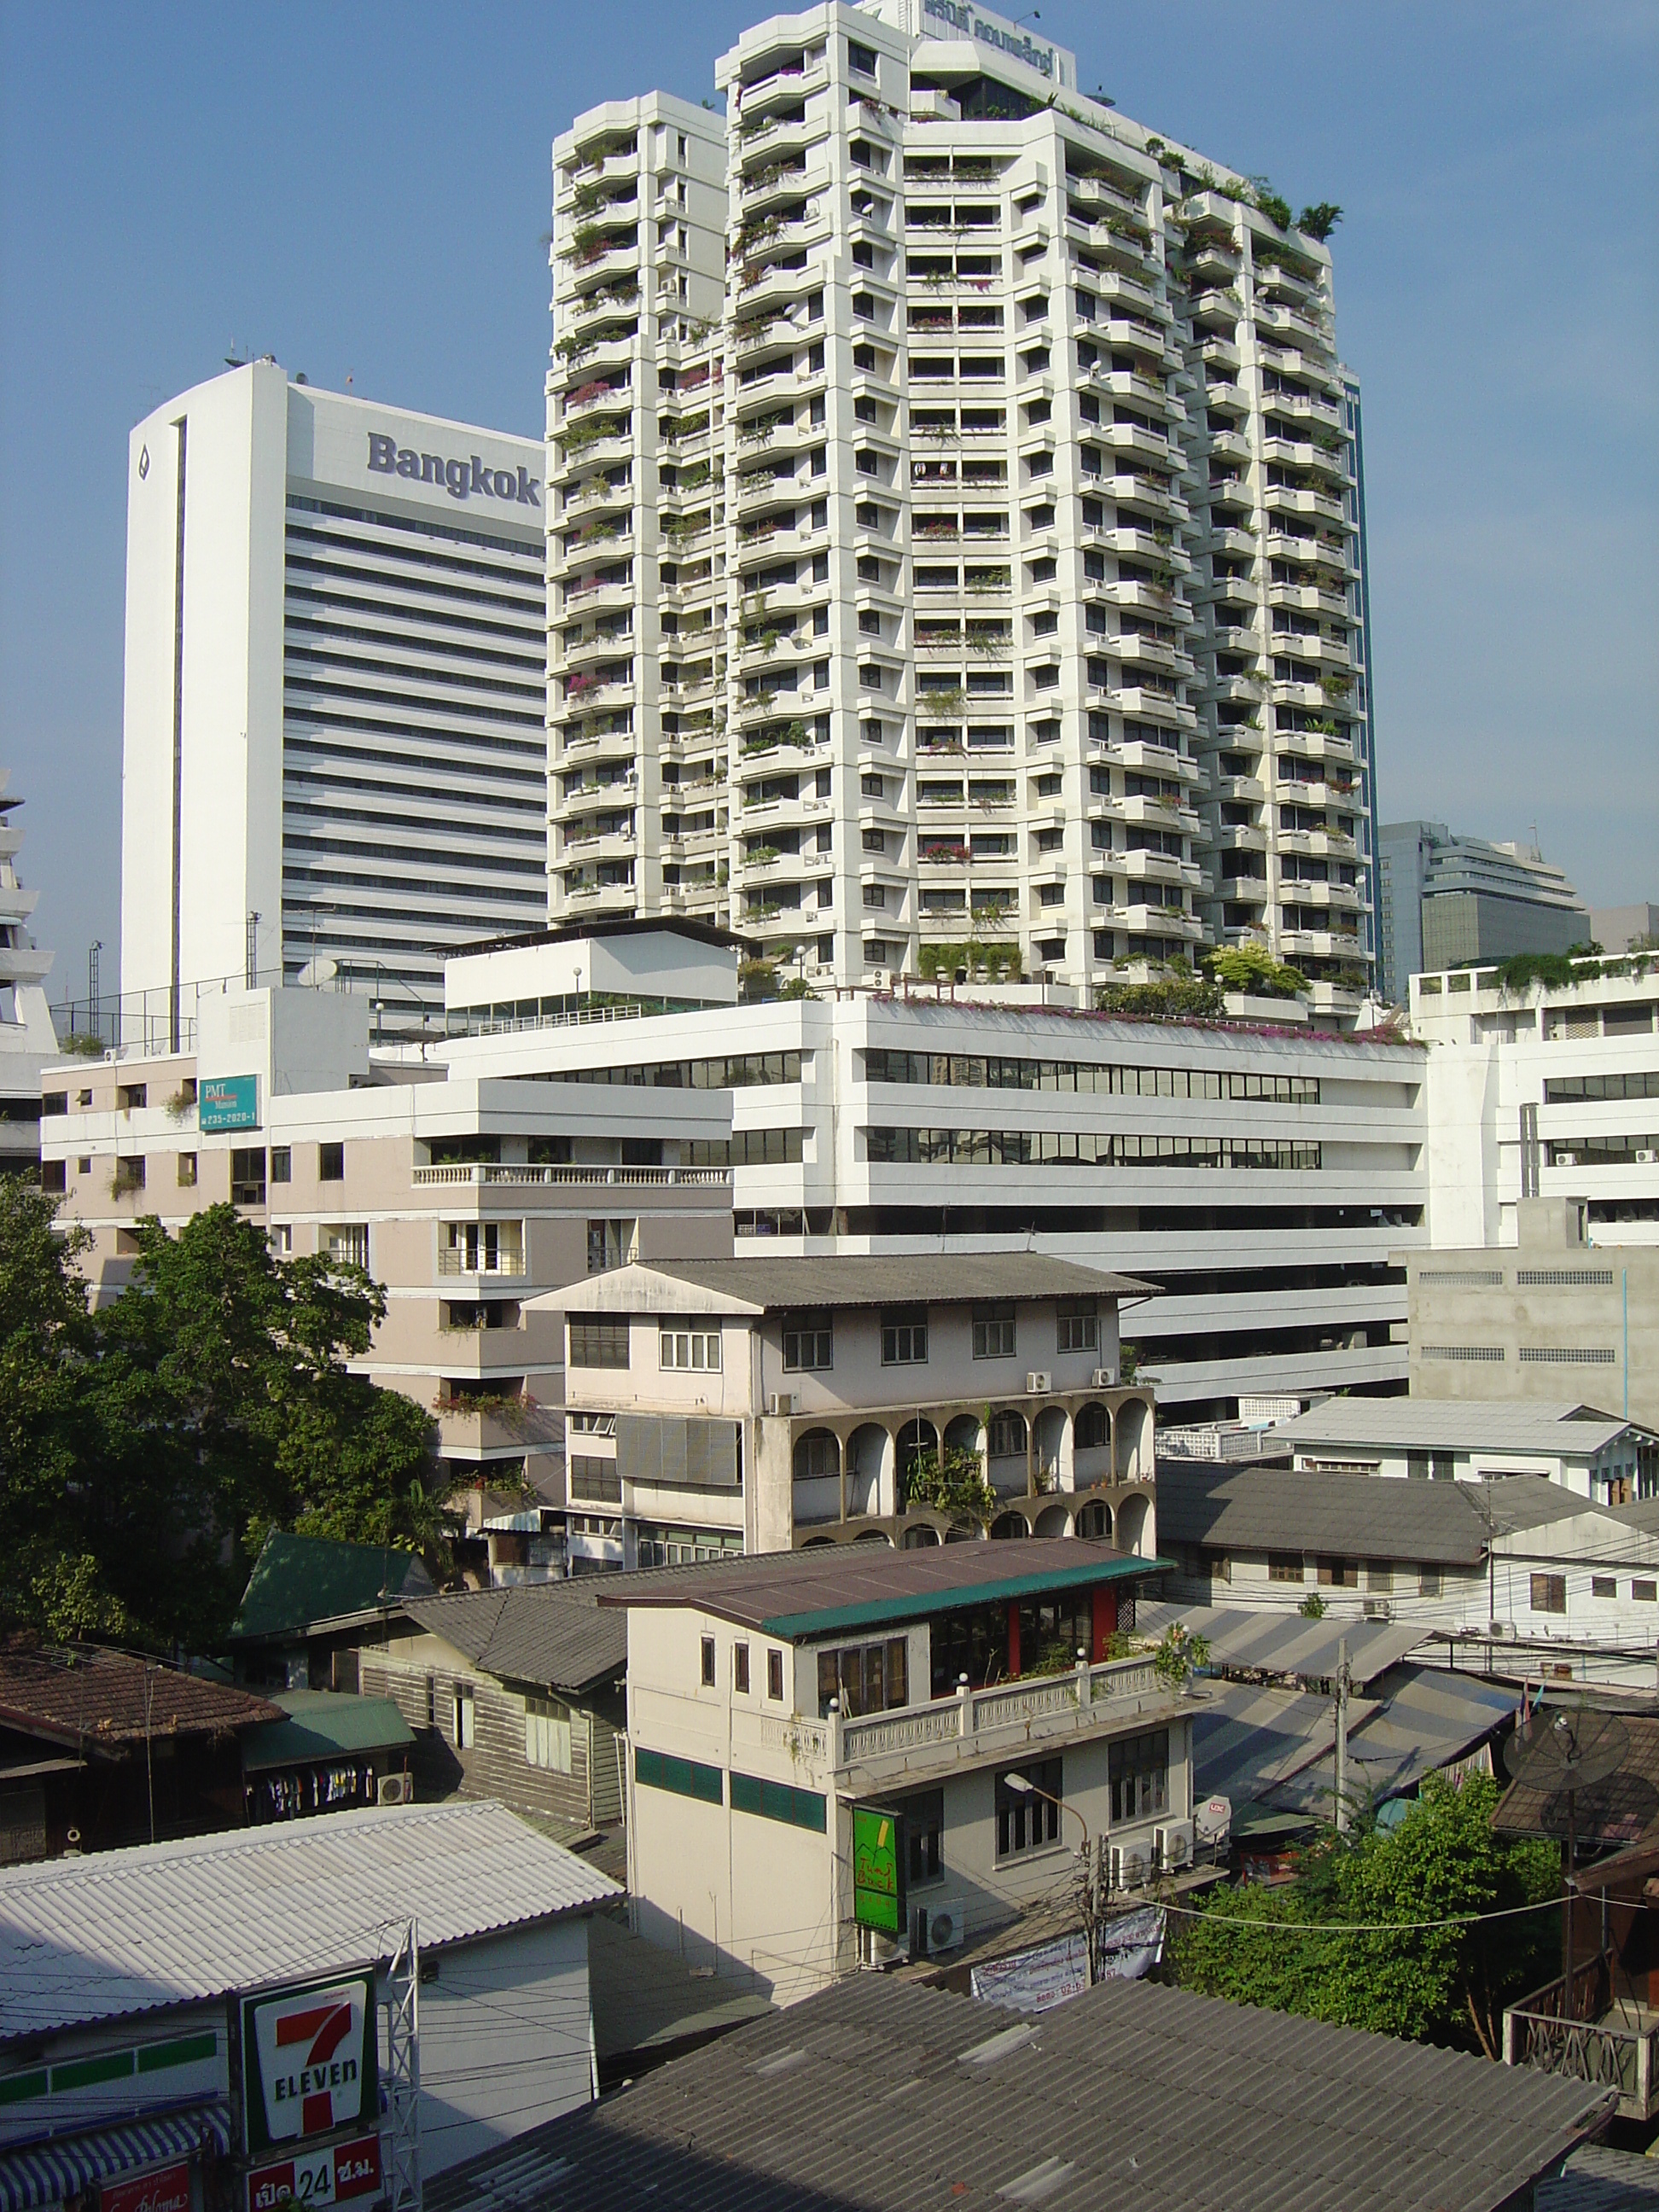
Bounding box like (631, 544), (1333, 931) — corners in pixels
(1378, 820), (1588, 998)
(544, 1), (1378, 1017)
(120, 361), (546, 1040)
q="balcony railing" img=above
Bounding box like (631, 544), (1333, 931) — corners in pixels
(834, 1653), (1167, 1773)
(1504, 1953), (1659, 2120)
(412, 1163), (731, 1189)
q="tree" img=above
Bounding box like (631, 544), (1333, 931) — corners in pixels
(1297, 203), (1343, 242)
(1172, 1773), (1558, 2053)
(1204, 943), (1308, 1000)
(0, 1197), (444, 1650)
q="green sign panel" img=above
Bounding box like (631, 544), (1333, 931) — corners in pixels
(853, 1806), (904, 1936)
(201, 1074), (260, 1132)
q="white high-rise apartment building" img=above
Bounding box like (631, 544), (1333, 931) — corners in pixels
(0, 775), (57, 1170)
(121, 361), (546, 1042)
(545, 1), (1376, 1017)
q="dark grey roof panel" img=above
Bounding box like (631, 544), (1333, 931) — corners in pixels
(1156, 1463), (1493, 1565)
(426, 1971), (1612, 2212)
(402, 1586), (626, 1693)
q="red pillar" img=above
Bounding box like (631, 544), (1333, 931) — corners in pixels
(1091, 1584), (1118, 1662)
(1007, 1601), (1022, 1679)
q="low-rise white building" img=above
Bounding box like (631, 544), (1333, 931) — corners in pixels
(1159, 1462), (1659, 1690)
(547, 1252), (1155, 1570)
(0, 1802), (618, 2197)
(606, 1540), (1186, 2001)
(1269, 1397), (1657, 1505)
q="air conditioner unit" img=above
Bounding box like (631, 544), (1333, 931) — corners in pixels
(377, 1773), (414, 1807)
(1154, 1822), (1193, 1872)
(1026, 1371), (1051, 1394)
(1638, 1150), (1658, 1165)
(913, 1899), (966, 1956)
(1090, 1368), (1118, 1390)
(1362, 1598), (1392, 1621)
(1109, 1844), (1144, 1892)
(767, 1392), (798, 1417)
(1555, 1152), (1577, 1167)
(1488, 1621), (1516, 1640)
(869, 1928), (909, 1967)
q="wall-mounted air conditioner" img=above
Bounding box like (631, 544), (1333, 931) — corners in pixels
(912, 1899), (966, 1955)
(1091, 1368), (1117, 1390)
(1488, 1621), (1516, 1639)
(1362, 1598), (1392, 1621)
(1154, 1822), (1193, 1872)
(1109, 1844), (1144, 1892)
(1026, 1371), (1051, 1394)
(767, 1393), (798, 1417)
(377, 1773), (414, 1807)
(1638, 1150), (1657, 1165)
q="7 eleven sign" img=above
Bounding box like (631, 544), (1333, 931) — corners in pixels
(240, 1974), (378, 2156)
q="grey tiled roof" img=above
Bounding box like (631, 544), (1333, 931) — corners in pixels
(425, 1971), (1613, 2212)
(561, 1252), (1155, 1310)
(402, 1586), (626, 1695)
(1540, 2142), (1659, 2208)
(1275, 1398), (1649, 1455)
(1157, 1462), (1493, 1564)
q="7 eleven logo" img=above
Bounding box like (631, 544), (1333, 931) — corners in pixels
(251, 1979), (371, 2144)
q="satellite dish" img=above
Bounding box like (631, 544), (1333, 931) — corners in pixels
(1506, 1708), (1628, 1795)
(298, 956), (337, 987)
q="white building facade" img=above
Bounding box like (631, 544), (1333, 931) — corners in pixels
(544, 0), (1377, 1015)
(119, 362), (546, 1040)
(0, 776), (56, 1170)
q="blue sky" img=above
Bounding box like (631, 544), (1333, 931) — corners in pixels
(2, 0), (1654, 997)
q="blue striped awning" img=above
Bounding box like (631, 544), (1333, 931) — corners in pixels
(0, 2105), (230, 2212)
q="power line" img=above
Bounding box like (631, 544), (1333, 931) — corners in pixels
(1161, 1891), (1569, 1936)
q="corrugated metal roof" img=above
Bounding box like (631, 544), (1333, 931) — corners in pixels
(1137, 1601), (1424, 1685)
(230, 1532), (434, 1643)
(1194, 1669), (1518, 1825)
(1540, 2141), (1659, 2208)
(423, 1972), (1612, 2212)
(600, 1537), (1153, 1638)
(0, 1802), (620, 2042)
(1495, 1712), (1659, 1849)
(1157, 1462), (1493, 1564)
(1275, 1399), (1648, 1456)
(402, 1587), (627, 1695)
(556, 1253), (1155, 1313)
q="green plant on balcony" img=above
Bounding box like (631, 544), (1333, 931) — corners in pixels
(1204, 943), (1307, 999)
(163, 1088), (195, 1123)
(922, 841), (968, 864)
(108, 1165), (143, 1199)
(746, 844), (781, 866)
(1151, 1623), (1212, 1691)
(1319, 672), (1354, 699)
(1096, 975), (1225, 1019)
(921, 687), (967, 716)
(1296, 201), (1343, 242)
(902, 1445), (998, 1528)
(917, 938), (1022, 983)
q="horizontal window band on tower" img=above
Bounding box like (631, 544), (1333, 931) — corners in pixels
(863, 1048), (1318, 1103)
(635, 1747), (724, 1804)
(1420, 1345), (1505, 1363)
(282, 736), (544, 786)
(866, 1128), (1322, 1173)
(282, 711), (548, 758)
(730, 1771), (826, 1833)
(1515, 1269), (1617, 1287)
(1417, 1270), (1504, 1288)
(288, 492), (544, 560)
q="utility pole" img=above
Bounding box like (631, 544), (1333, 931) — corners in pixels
(1333, 1634), (1351, 1834)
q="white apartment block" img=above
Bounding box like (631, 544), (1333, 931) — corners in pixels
(442, 931), (1426, 1421)
(120, 361), (546, 1039)
(0, 777), (57, 1171)
(544, 2), (1376, 1016)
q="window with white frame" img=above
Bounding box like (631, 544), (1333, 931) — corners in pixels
(525, 1692), (573, 1773)
(660, 1328), (721, 1371)
(324, 1224), (370, 1270)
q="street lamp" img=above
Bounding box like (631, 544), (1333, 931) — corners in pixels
(1002, 1769), (1088, 1855)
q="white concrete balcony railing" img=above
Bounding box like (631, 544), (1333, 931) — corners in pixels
(412, 1161), (728, 1190)
(832, 1653), (1173, 1778)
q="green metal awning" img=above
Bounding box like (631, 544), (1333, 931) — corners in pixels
(240, 1691), (413, 1774)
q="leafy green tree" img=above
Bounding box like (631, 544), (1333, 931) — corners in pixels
(1173, 1773), (1558, 2054)
(1204, 943), (1308, 999)
(0, 1196), (443, 1650)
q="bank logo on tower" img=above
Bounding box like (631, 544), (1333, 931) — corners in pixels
(242, 1974), (376, 2153)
